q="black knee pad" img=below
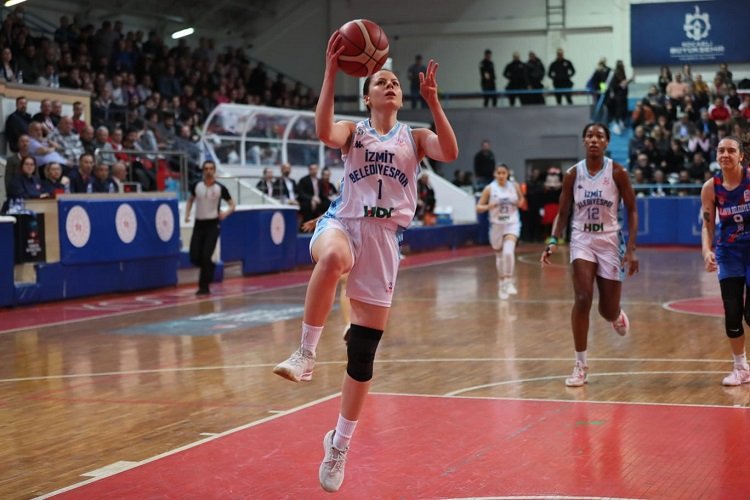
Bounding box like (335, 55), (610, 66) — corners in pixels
(346, 324), (383, 382)
(720, 277), (745, 338)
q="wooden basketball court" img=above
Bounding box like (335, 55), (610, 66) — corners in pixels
(1, 244), (749, 498)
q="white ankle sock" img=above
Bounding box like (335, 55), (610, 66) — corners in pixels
(732, 352), (748, 368)
(575, 350), (588, 366)
(301, 323), (323, 355)
(333, 414), (357, 450)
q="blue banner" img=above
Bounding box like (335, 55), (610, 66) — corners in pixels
(58, 198), (180, 264)
(631, 1), (750, 66)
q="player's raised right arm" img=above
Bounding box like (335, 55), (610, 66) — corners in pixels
(316, 31), (354, 149)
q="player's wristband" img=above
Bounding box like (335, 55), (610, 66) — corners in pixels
(548, 236), (558, 246)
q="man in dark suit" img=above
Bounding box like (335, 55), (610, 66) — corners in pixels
(255, 167), (275, 200)
(5, 96), (31, 153)
(272, 162), (298, 205)
(297, 162), (320, 223)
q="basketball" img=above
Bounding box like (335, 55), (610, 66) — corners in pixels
(336, 19), (389, 78)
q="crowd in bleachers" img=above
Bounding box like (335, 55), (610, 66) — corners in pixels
(626, 62), (750, 196)
(1, 6), (318, 208)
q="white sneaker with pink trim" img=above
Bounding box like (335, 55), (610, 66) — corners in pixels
(565, 361), (589, 387)
(612, 310), (629, 336)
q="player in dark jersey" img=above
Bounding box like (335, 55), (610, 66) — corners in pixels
(701, 135), (750, 386)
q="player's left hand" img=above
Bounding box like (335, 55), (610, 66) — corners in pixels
(622, 249), (639, 276)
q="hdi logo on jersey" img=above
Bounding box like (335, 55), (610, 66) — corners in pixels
(364, 205), (394, 218)
(584, 222), (605, 232)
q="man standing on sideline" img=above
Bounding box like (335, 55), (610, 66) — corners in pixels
(480, 49), (497, 107)
(184, 160), (235, 295)
(503, 52), (527, 107)
(407, 55), (427, 109)
(474, 140), (496, 190)
(548, 48), (576, 105)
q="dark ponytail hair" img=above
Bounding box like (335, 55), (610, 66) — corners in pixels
(582, 122), (610, 141)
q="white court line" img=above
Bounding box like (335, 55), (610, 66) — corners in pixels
(34, 392), (342, 499)
(371, 390), (748, 411)
(0, 356), (735, 384)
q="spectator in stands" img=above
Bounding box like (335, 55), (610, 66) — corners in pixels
(651, 125), (670, 157)
(708, 96), (731, 129)
(48, 116), (84, 167)
(587, 58), (611, 109)
(297, 163), (321, 224)
(631, 101), (655, 131)
(16, 43), (41, 84)
(110, 161), (129, 192)
(548, 48), (575, 105)
(628, 125), (647, 164)
(93, 126), (116, 165)
(5, 96), (31, 152)
(666, 72), (688, 107)
(41, 161), (69, 196)
(27, 121), (67, 170)
(687, 130), (711, 158)
(318, 167), (338, 215)
(650, 169), (671, 197)
(37, 63), (60, 88)
(68, 153), (95, 193)
(725, 85), (741, 112)
(416, 172), (436, 224)
(158, 64), (181, 99)
(51, 101), (63, 128)
(256, 167), (275, 199)
(657, 65), (672, 94)
(0, 47), (17, 82)
(32, 99), (55, 135)
(71, 101), (87, 134)
(80, 125), (96, 156)
(6, 156), (48, 201)
(273, 162), (298, 205)
(452, 169), (465, 187)
(715, 62), (733, 87)
(607, 60), (634, 134)
(643, 137), (662, 170)
(479, 49), (497, 107)
(92, 87), (114, 127)
(90, 162), (117, 193)
(473, 140), (495, 189)
(688, 152), (710, 182)
(525, 51), (545, 105)
(663, 139), (687, 175)
(631, 167), (648, 197)
(4, 134), (30, 192)
(692, 74), (711, 110)
(503, 51), (526, 107)
(407, 54), (427, 109)
(672, 114), (696, 144)
(54, 15), (77, 48)
(675, 169), (696, 196)
(634, 153), (655, 182)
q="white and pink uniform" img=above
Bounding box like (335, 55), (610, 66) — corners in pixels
(312, 119), (420, 306)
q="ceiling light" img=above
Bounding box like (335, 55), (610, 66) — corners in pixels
(4, 0), (28, 6)
(171, 28), (195, 40)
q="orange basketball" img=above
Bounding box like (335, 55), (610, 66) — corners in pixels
(336, 19), (389, 78)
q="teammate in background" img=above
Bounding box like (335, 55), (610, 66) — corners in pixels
(476, 163), (527, 299)
(184, 160), (235, 295)
(541, 122), (638, 387)
(701, 135), (750, 386)
(273, 31), (458, 492)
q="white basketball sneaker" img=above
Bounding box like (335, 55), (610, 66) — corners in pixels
(505, 279), (518, 295)
(498, 281), (509, 300)
(722, 365), (750, 386)
(565, 361), (589, 387)
(273, 348), (315, 382)
(319, 430), (348, 492)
